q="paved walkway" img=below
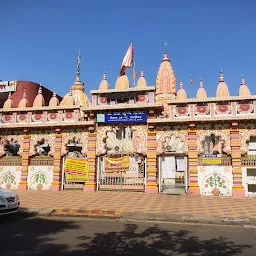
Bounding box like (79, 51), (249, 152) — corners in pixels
(16, 190), (256, 219)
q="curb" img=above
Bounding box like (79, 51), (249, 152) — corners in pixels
(51, 208), (123, 219)
(19, 207), (255, 226)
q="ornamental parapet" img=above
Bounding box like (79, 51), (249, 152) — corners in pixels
(0, 106), (95, 129)
(149, 97), (256, 123)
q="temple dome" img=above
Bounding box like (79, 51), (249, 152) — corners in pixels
(18, 89), (28, 108)
(3, 92), (13, 109)
(137, 69), (147, 88)
(99, 72), (109, 90)
(239, 75), (250, 97)
(33, 86), (45, 107)
(115, 74), (129, 89)
(155, 48), (176, 102)
(216, 70), (229, 97)
(61, 90), (74, 106)
(60, 76), (91, 107)
(196, 79), (207, 99)
(49, 90), (59, 107)
(176, 79), (187, 100)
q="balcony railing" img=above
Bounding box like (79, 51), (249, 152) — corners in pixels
(0, 156), (22, 166)
(198, 155), (232, 166)
(29, 156), (54, 166)
(241, 155), (256, 166)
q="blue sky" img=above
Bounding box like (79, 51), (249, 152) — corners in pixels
(1, 0), (256, 98)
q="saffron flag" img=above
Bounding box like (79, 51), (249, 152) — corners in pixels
(190, 76), (194, 84)
(133, 67), (137, 79)
(119, 43), (134, 76)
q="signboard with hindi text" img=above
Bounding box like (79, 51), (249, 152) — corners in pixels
(104, 156), (130, 172)
(202, 154), (222, 166)
(0, 81), (17, 93)
(64, 158), (89, 182)
(96, 111), (147, 123)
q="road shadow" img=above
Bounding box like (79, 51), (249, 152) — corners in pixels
(75, 223), (252, 256)
(0, 214), (252, 256)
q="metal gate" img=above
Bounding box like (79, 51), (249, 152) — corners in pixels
(159, 156), (188, 194)
(61, 153), (86, 191)
(98, 156), (145, 191)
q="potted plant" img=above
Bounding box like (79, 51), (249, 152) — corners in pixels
(34, 172), (47, 190)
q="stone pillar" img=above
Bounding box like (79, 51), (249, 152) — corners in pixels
(51, 129), (62, 191)
(230, 123), (245, 198)
(187, 124), (200, 195)
(84, 127), (97, 191)
(18, 129), (30, 190)
(145, 126), (158, 193)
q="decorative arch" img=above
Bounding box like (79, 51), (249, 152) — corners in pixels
(240, 129), (256, 153)
(132, 126), (147, 154)
(197, 130), (231, 154)
(157, 131), (188, 154)
(61, 132), (88, 156)
(96, 125), (147, 155)
(29, 134), (55, 156)
(96, 126), (112, 155)
(0, 135), (23, 157)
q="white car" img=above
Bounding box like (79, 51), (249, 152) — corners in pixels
(0, 188), (20, 216)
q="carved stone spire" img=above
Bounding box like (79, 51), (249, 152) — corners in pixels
(76, 50), (81, 82)
(239, 75), (250, 97)
(156, 43), (176, 102)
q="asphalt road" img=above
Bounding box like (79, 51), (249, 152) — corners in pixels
(0, 213), (255, 256)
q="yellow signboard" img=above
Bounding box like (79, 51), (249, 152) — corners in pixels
(202, 155), (222, 166)
(104, 156), (129, 172)
(64, 158), (89, 182)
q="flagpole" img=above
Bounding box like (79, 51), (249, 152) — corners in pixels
(133, 61), (136, 87)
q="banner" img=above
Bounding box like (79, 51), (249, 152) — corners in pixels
(104, 156), (130, 172)
(97, 111), (147, 123)
(0, 81), (17, 93)
(64, 158), (89, 182)
(202, 154), (222, 166)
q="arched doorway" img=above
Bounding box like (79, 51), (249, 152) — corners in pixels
(61, 137), (88, 190)
(97, 126), (146, 191)
(157, 133), (188, 194)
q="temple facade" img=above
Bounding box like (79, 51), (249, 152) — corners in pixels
(0, 49), (256, 198)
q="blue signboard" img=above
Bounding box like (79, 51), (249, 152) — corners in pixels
(96, 111), (147, 123)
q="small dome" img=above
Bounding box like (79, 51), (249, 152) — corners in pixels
(196, 79), (207, 99)
(99, 72), (109, 90)
(137, 69), (147, 88)
(18, 89), (28, 108)
(216, 70), (229, 97)
(33, 86), (45, 107)
(3, 92), (13, 109)
(115, 74), (129, 89)
(176, 79), (187, 100)
(49, 90), (59, 107)
(239, 75), (250, 97)
(60, 90), (74, 106)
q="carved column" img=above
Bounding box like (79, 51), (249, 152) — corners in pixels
(18, 129), (30, 190)
(187, 124), (200, 195)
(230, 123), (245, 197)
(51, 128), (62, 191)
(84, 127), (97, 191)
(145, 126), (158, 193)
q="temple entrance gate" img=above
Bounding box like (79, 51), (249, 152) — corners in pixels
(61, 139), (87, 191)
(97, 155), (145, 191)
(158, 155), (188, 194)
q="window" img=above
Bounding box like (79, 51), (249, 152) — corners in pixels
(115, 126), (133, 140)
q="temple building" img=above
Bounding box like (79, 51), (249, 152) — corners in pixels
(0, 47), (256, 198)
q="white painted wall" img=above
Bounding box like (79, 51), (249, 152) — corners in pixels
(198, 166), (233, 196)
(27, 166), (53, 190)
(0, 166), (21, 189)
